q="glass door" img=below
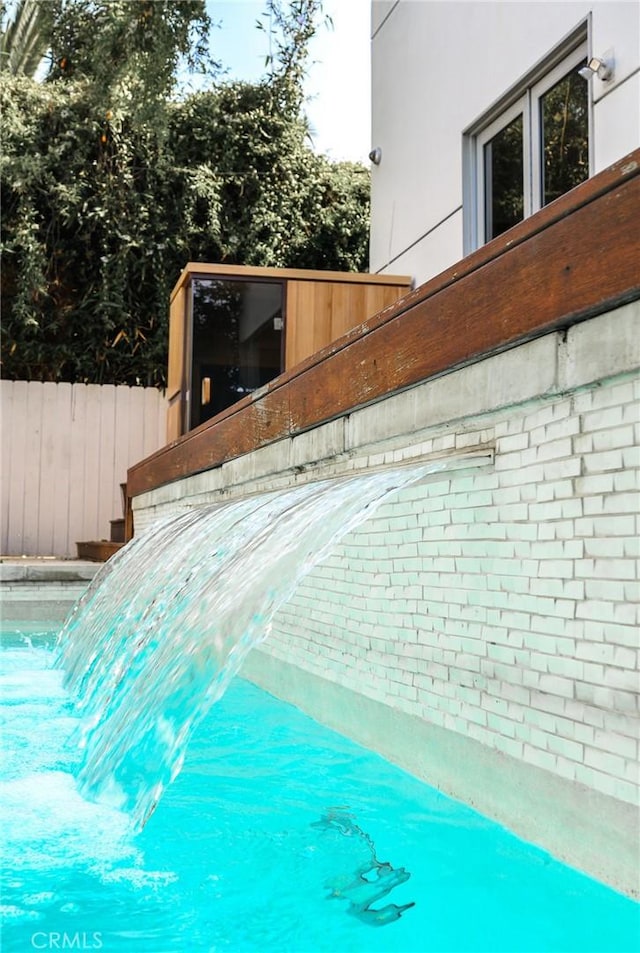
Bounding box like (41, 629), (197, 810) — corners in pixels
(188, 277), (284, 430)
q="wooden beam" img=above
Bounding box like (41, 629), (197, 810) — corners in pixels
(128, 149), (640, 502)
(170, 262), (412, 303)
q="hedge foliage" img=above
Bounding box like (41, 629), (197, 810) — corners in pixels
(1, 0), (370, 386)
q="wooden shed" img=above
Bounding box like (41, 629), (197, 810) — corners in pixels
(166, 263), (412, 441)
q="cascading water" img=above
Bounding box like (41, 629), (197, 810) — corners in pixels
(57, 464), (443, 829)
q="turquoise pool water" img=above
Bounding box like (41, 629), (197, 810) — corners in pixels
(1, 624), (638, 953)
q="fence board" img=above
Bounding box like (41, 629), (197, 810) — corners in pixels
(6, 382), (28, 553)
(22, 383), (44, 554)
(97, 386), (117, 541)
(52, 383), (73, 556)
(112, 386), (131, 519)
(1, 381), (14, 554)
(37, 383), (59, 555)
(143, 385), (164, 459)
(6, 381), (28, 553)
(1, 381), (166, 557)
(82, 385), (102, 542)
(67, 384), (88, 555)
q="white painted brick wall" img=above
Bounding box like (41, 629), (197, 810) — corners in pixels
(131, 303), (639, 826)
(268, 372), (640, 806)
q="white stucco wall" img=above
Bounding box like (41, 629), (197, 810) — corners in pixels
(369, 1), (640, 283)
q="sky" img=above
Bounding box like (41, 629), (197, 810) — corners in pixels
(204, 0), (372, 163)
(1, 0), (371, 162)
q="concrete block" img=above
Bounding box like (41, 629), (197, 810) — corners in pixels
(414, 334), (559, 438)
(585, 578), (627, 601)
(541, 458), (582, 481)
(582, 449), (626, 473)
(584, 746), (627, 778)
(534, 437), (574, 462)
(558, 301), (640, 391)
(592, 425), (635, 452)
(547, 735), (583, 762)
(581, 405), (625, 433)
(538, 674), (574, 698)
(623, 446), (640, 468)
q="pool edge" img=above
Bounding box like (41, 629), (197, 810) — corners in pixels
(242, 646), (639, 901)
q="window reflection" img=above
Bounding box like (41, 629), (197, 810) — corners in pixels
(190, 279), (283, 429)
(484, 113), (524, 242)
(540, 64), (589, 206)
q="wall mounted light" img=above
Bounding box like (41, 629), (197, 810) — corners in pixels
(578, 56), (614, 82)
(368, 147), (382, 165)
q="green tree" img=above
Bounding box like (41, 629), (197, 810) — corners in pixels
(1, 0), (370, 386)
(46, 0), (214, 128)
(170, 81), (369, 269)
(0, 0), (52, 77)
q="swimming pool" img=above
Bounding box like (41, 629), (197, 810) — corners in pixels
(1, 623), (638, 953)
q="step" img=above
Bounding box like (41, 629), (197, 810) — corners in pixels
(76, 541), (124, 562)
(110, 518), (125, 543)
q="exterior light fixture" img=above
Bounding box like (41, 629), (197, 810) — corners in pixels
(368, 147), (382, 165)
(578, 56), (613, 81)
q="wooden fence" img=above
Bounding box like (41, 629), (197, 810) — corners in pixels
(1, 382), (166, 558)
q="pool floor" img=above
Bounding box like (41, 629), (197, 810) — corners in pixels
(1, 626), (638, 952)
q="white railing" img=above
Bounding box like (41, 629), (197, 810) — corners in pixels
(1, 381), (167, 557)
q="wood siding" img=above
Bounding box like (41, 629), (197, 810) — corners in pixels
(128, 149), (640, 503)
(284, 280), (411, 368)
(167, 264), (411, 441)
(166, 283), (187, 443)
(2, 382), (166, 557)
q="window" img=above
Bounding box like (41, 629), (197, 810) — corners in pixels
(467, 37), (589, 248)
(480, 102), (526, 242)
(537, 64), (590, 207)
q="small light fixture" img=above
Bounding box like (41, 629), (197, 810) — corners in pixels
(578, 56), (613, 82)
(368, 147), (382, 165)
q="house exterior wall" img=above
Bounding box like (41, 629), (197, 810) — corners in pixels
(369, 1), (640, 283)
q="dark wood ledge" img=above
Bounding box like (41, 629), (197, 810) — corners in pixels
(128, 149), (640, 504)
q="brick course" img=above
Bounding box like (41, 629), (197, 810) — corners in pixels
(267, 372), (639, 806)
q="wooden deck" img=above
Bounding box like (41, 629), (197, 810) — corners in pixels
(127, 148), (640, 511)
